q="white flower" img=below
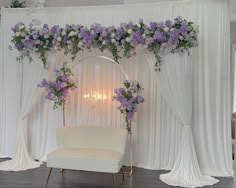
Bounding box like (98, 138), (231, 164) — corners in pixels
(67, 40), (71, 44)
(179, 36), (183, 40)
(74, 31), (79, 35)
(44, 34), (49, 39)
(137, 23), (141, 28)
(111, 39), (116, 43)
(20, 33), (26, 37)
(142, 34), (146, 38)
(127, 29), (133, 34)
(170, 28), (175, 32)
(61, 30), (67, 36)
(164, 27), (169, 32)
(125, 37), (131, 43)
(57, 37), (62, 42)
(19, 25), (25, 30)
(110, 32), (116, 38)
(15, 32), (20, 37)
(143, 45), (148, 49)
(78, 41), (84, 47)
(102, 40), (106, 45)
(68, 31), (75, 37)
(192, 23), (199, 34)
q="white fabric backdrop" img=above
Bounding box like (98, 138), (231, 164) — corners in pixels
(0, 0), (233, 177)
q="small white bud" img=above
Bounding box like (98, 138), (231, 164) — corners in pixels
(125, 37), (131, 43)
(164, 27), (169, 32)
(15, 32), (20, 37)
(127, 29), (133, 34)
(110, 32), (116, 38)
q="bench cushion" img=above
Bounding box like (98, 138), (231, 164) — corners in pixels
(47, 147), (123, 173)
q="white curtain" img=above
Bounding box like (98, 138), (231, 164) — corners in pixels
(0, 0), (233, 178)
(0, 51), (61, 171)
(147, 53), (218, 187)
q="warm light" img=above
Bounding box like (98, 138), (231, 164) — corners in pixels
(83, 92), (107, 101)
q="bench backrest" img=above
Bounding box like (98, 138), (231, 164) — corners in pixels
(57, 126), (127, 154)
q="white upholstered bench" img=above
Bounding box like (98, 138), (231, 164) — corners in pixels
(46, 126), (127, 187)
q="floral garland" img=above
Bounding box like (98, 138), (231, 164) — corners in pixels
(113, 80), (144, 134)
(38, 62), (77, 109)
(10, 17), (199, 70)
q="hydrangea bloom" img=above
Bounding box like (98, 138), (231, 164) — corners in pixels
(113, 80), (144, 134)
(38, 63), (77, 109)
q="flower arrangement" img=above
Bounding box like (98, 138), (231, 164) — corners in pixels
(113, 80), (144, 134)
(10, 0), (26, 8)
(10, 17), (199, 70)
(38, 62), (77, 109)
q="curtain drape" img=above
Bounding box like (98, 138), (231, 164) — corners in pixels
(0, 52), (60, 171)
(0, 0), (233, 178)
(146, 53), (218, 187)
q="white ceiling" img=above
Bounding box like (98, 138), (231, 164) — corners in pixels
(1, 0), (236, 21)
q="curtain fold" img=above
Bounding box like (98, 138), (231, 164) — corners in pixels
(146, 52), (218, 187)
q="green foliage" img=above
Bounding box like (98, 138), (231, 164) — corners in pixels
(10, 0), (26, 8)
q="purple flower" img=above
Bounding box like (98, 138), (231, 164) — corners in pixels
(138, 18), (143, 24)
(165, 20), (172, 28)
(135, 96), (144, 104)
(154, 32), (166, 42)
(179, 25), (188, 34)
(149, 22), (158, 31)
(127, 112), (134, 120)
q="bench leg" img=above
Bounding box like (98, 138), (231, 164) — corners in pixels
(46, 168), (53, 186)
(112, 173), (116, 188)
(60, 169), (64, 176)
(121, 167), (125, 181)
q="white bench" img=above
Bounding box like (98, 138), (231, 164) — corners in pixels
(46, 126), (127, 187)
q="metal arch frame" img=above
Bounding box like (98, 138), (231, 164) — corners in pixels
(71, 55), (129, 80)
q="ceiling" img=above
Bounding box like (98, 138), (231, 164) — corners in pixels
(1, 0), (236, 21)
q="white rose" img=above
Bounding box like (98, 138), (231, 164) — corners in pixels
(192, 24), (199, 34)
(57, 37), (62, 42)
(62, 30), (67, 36)
(74, 31), (79, 35)
(19, 25), (25, 30)
(78, 41), (84, 47)
(164, 27), (169, 32)
(68, 31), (74, 37)
(15, 32), (20, 37)
(110, 32), (116, 38)
(44, 34), (49, 39)
(111, 39), (116, 43)
(143, 45), (148, 49)
(20, 33), (26, 37)
(127, 29), (133, 34)
(125, 37), (131, 43)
